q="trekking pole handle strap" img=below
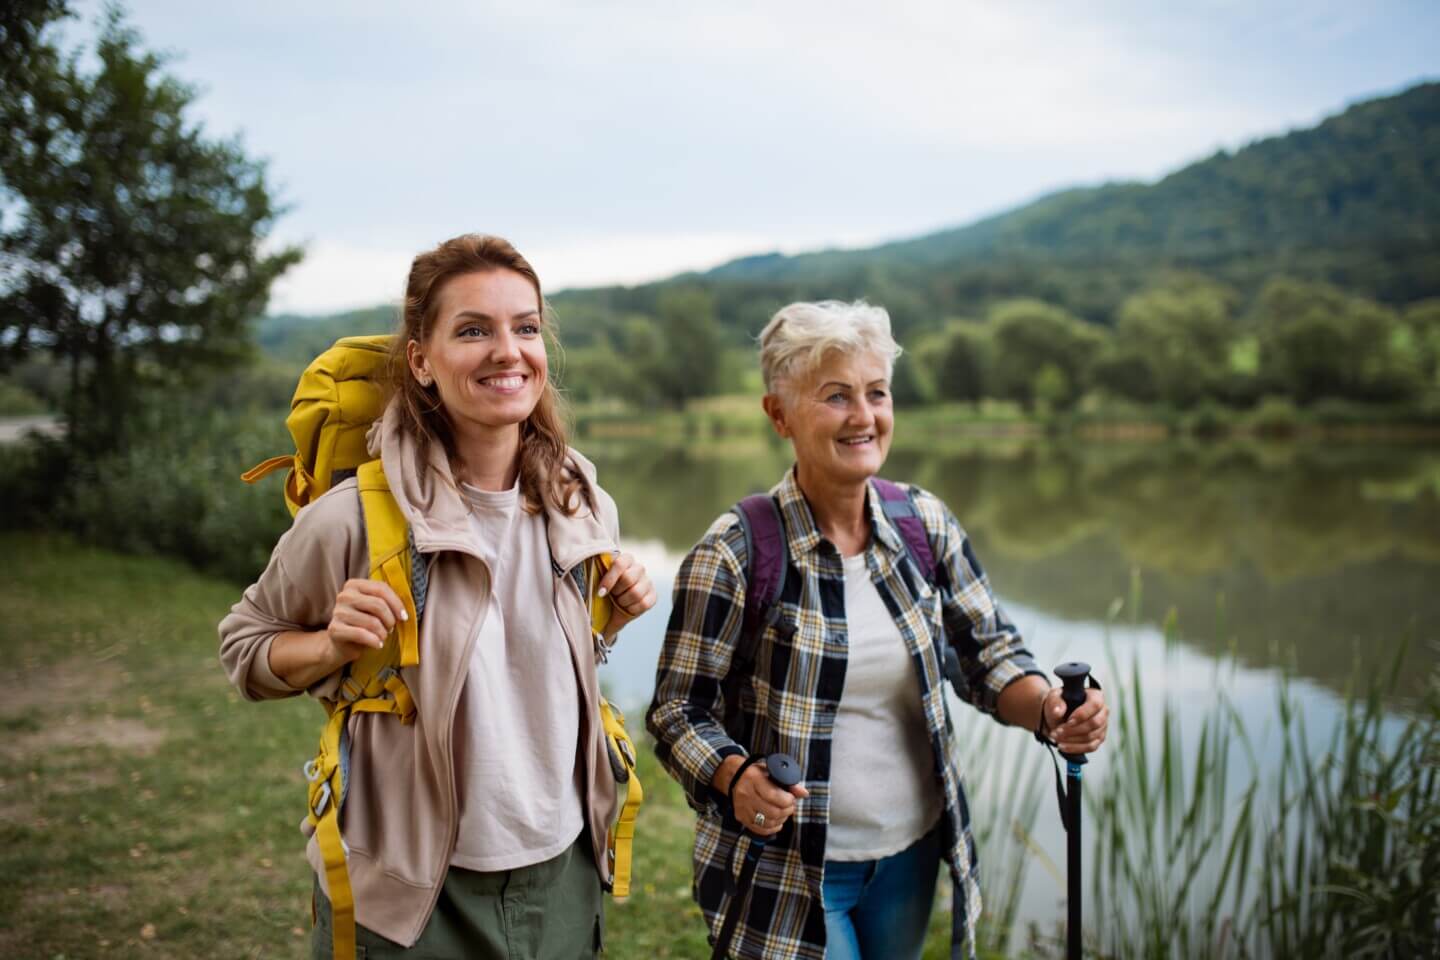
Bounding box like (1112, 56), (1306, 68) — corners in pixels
(725, 753), (766, 819)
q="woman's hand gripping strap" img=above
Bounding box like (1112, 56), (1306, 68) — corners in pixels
(356, 461), (419, 670)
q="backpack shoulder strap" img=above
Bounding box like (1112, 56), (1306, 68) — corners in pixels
(873, 477), (973, 694)
(870, 477), (937, 584)
(356, 460), (419, 668)
(731, 493), (787, 662)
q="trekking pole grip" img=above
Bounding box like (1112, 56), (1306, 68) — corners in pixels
(764, 753), (802, 790)
(1054, 661), (1092, 765)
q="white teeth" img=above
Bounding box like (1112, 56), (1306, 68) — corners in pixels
(481, 376), (524, 388)
(840, 437), (872, 445)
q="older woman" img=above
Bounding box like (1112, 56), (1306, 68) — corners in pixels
(647, 300), (1108, 960)
(221, 234), (656, 960)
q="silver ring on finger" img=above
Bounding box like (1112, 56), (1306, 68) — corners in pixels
(752, 811), (766, 828)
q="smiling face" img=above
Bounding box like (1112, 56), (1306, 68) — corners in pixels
(407, 268), (547, 445)
(764, 348), (894, 491)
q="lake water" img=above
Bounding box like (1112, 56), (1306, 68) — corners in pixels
(592, 433), (1439, 942)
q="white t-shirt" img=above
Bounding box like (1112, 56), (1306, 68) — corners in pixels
(825, 552), (943, 861)
(449, 482), (584, 871)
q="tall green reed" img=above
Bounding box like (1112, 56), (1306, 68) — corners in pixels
(952, 714), (1049, 957)
(1079, 586), (1438, 960)
(1255, 648), (1439, 958)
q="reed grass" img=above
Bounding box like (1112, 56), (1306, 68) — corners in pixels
(1074, 589), (1439, 960)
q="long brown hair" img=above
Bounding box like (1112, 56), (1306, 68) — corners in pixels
(387, 233), (581, 516)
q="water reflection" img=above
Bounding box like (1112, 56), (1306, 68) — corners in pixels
(594, 438), (1440, 704)
(594, 437), (1434, 943)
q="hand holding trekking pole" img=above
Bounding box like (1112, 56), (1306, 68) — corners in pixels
(723, 754), (810, 838)
(1039, 672), (1109, 756)
(1051, 661), (1104, 960)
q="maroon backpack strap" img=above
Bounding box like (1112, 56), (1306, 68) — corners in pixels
(732, 494), (788, 656)
(870, 477), (937, 583)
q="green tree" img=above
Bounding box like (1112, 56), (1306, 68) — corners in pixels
(1031, 363), (1070, 415)
(929, 320), (990, 404)
(646, 286), (724, 408)
(1091, 344), (1159, 404)
(1114, 276), (1237, 408)
(1254, 278), (1420, 403)
(0, 0), (70, 77)
(987, 299), (1104, 410)
(614, 316), (664, 407)
(889, 347), (935, 406)
(0, 4), (300, 453)
(1402, 298), (1440, 390)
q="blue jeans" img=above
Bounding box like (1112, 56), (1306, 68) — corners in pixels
(822, 824), (942, 960)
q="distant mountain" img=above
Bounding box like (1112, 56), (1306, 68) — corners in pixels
(703, 81), (1439, 292)
(259, 82), (1439, 359)
(254, 305), (395, 365)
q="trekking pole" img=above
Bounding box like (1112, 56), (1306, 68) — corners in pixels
(710, 752), (803, 960)
(1054, 661), (1093, 960)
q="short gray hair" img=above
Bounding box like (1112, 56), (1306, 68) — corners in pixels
(758, 300), (902, 394)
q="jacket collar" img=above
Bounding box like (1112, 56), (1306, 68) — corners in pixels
(769, 465), (905, 562)
(369, 402), (614, 570)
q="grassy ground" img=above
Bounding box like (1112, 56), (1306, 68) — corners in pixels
(0, 533), (976, 958)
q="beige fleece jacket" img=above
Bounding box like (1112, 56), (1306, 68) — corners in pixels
(218, 404), (623, 947)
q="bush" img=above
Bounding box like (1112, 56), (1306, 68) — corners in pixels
(0, 379), (49, 416)
(1244, 396), (1303, 438)
(1304, 396), (1440, 427)
(0, 434), (70, 529)
(1179, 399), (1236, 438)
(4, 401), (294, 583)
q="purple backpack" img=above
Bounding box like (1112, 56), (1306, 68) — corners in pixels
(731, 477), (940, 660)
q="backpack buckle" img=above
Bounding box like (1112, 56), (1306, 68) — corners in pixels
(338, 674), (366, 703)
(310, 781), (333, 818)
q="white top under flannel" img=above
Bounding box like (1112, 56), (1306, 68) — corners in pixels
(825, 551), (944, 860)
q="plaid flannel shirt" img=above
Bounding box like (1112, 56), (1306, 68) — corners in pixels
(646, 468), (1045, 960)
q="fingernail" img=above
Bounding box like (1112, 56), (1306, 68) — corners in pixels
(400, 610), (409, 621)
(597, 587), (608, 598)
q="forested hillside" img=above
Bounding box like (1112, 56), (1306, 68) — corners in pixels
(251, 83), (1440, 416)
(707, 82), (1436, 308)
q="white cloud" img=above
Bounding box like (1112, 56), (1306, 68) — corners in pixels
(266, 227), (876, 314)
(266, 241), (409, 315)
(527, 229), (872, 291)
(73, 0), (1440, 313)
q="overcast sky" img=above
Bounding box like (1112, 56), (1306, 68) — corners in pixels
(70, 1), (1440, 313)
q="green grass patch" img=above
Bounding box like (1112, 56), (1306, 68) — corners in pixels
(0, 533), (994, 958)
(0, 532), (315, 958)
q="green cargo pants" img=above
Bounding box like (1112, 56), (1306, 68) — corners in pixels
(311, 833), (604, 959)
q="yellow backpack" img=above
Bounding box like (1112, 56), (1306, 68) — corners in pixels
(243, 335), (644, 960)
